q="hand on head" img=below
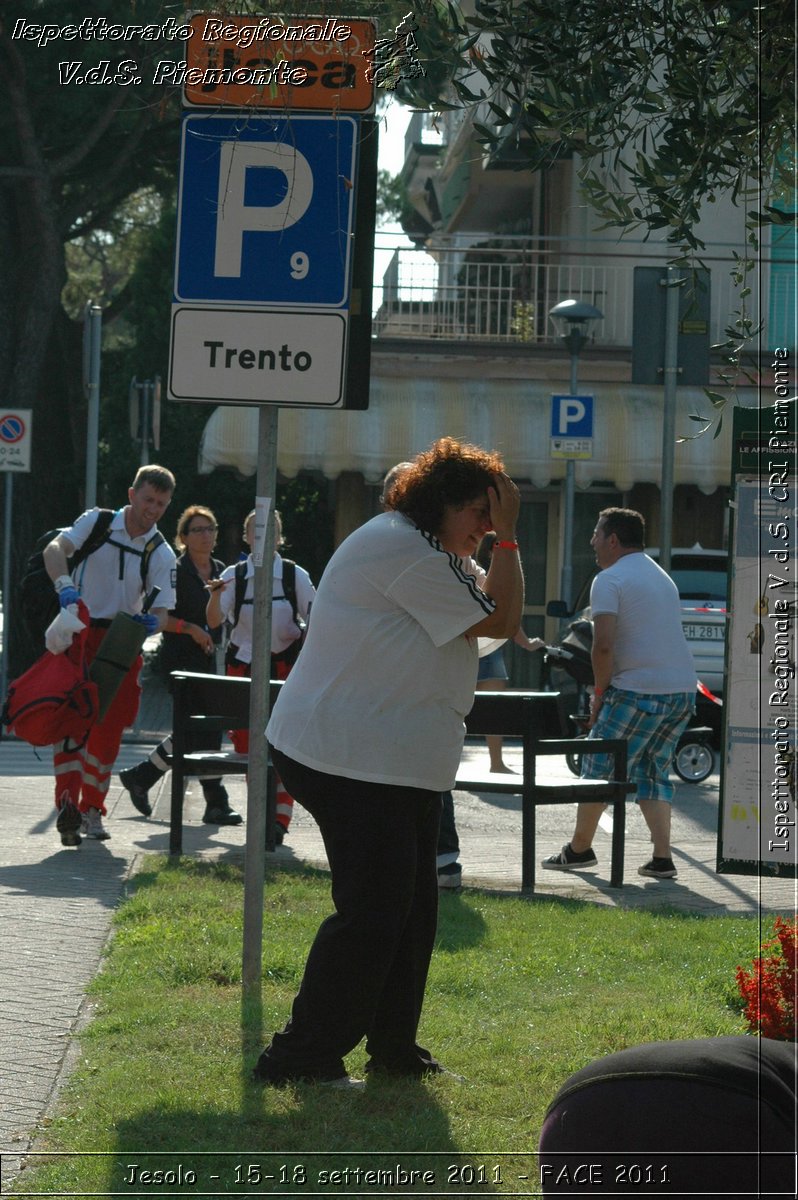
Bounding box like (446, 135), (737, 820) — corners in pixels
(487, 472), (521, 537)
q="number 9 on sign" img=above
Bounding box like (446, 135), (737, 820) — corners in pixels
(291, 252), (309, 280)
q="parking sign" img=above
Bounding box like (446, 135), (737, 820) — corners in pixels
(550, 394), (594, 460)
(174, 113), (358, 307)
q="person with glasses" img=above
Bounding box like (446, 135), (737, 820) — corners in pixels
(118, 504), (242, 826)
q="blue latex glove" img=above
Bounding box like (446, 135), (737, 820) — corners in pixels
(132, 612), (159, 635)
(58, 587), (81, 609)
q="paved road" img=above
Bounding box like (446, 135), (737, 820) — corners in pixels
(0, 700), (795, 1190)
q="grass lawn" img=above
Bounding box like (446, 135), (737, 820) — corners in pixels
(12, 856), (762, 1197)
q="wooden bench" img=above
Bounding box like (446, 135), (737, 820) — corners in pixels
(457, 691), (636, 892)
(169, 671), (283, 856)
(168, 676), (635, 889)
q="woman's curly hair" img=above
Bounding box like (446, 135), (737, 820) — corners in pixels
(389, 438), (505, 536)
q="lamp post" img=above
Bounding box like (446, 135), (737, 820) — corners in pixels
(548, 299), (603, 610)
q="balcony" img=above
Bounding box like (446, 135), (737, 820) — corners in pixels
(372, 235), (769, 352)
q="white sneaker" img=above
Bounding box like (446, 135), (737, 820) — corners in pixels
(81, 808), (111, 840)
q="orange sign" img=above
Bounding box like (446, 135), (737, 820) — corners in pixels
(180, 13), (376, 111)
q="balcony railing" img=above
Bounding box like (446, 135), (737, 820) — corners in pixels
(372, 236), (768, 349)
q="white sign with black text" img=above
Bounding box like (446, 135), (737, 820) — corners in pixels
(169, 306), (347, 407)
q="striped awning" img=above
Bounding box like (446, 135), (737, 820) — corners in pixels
(198, 380), (757, 493)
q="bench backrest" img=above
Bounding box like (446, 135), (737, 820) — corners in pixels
(464, 691), (561, 739)
(171, 671), (283, 733)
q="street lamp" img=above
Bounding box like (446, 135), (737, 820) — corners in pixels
(548, 298), (603, 610)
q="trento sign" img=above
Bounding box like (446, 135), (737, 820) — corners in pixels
(169, 112), (360, 408)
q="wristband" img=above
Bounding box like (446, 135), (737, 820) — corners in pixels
(54, 574), (74, 593)
(492, 540), (519, 551)
(175, 619), (186, 634)
(594, 687), (605, 698)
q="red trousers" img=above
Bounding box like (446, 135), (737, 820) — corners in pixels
(226, 657), (294, 829)
(53, 625), (142, 814)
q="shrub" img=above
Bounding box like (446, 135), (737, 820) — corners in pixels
(736, 917), (797, 1041)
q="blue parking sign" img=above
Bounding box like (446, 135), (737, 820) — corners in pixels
(175, 113), (358, 308)
(551, 394), (594, 438)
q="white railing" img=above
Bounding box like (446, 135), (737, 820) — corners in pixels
(373, 237), (766, 348)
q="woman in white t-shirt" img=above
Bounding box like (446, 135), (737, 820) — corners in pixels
(254, 437), (524, 1088)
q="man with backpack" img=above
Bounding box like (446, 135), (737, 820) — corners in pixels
(42, 465), (177, 845)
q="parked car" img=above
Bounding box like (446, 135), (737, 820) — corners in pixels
(550, 545), (728, 698)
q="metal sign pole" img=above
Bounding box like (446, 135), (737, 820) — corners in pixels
(0, 473), (13, 703)
(83, 302), (102, 508)
(659, 266), (683, 573)
(242, 405), (277, 996)
(559, 352), (581, 611)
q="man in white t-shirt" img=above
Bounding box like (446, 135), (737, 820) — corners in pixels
(543, 507), (697, 880)
(43, 465), (177, 845)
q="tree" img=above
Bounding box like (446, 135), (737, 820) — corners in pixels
(0, 0), (186, 671)
(392, 0), (795, 433)
(0, 0), (410, 673)
(398, 0), (795, 248)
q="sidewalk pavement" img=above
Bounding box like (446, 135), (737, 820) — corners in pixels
(1, 674), (795, 1189)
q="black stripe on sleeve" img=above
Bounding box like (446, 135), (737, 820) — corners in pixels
(418, 529), (496, 615)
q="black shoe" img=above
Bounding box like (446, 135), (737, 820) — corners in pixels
(638, 857), (677, 879)
(542, 843), (598, 871)
(364, 1058), (452, 1079)
(203, 805), (243, 826)
(56, 797), (82, 847)
(252, 1053), (351, 1087)
(119, 767), (152, 817)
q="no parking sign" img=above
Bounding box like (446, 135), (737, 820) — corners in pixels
(0, 410), (32, 472)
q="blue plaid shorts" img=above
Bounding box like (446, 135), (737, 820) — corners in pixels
(580, 687), (696, 803)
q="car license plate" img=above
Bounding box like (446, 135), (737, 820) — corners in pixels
(683, 623), (725, 640)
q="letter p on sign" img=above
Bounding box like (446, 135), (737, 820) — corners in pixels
(551, 394), (593, 438)
(215, 142), (313, 278)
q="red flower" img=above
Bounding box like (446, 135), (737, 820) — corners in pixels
(736, 917), (797, 1042)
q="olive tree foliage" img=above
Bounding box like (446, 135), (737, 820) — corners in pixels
(397, 0), (795, 432)
(403, 0), (795, 247)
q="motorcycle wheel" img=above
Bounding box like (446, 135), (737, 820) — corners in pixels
(566, 749), (583, 777)
(673, 740), (715, 783)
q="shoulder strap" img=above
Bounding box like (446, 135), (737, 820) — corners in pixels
(233, 561), (249, 627)
(281, 559), (299, 626)
(71, 509), (114, 567)
(140, 530), (166, 586)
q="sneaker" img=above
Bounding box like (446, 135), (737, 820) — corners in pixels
(638, 857), (677, 879)
(119, 767), (152, 817)
(56, 796), (82, 847)
(202, 805), (243, 826)
(81, 808), (111, 840)
(437, 862), (462, 889)
(542, 843), (598, 871)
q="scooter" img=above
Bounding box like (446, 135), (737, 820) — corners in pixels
(543, 620), (722, 784)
